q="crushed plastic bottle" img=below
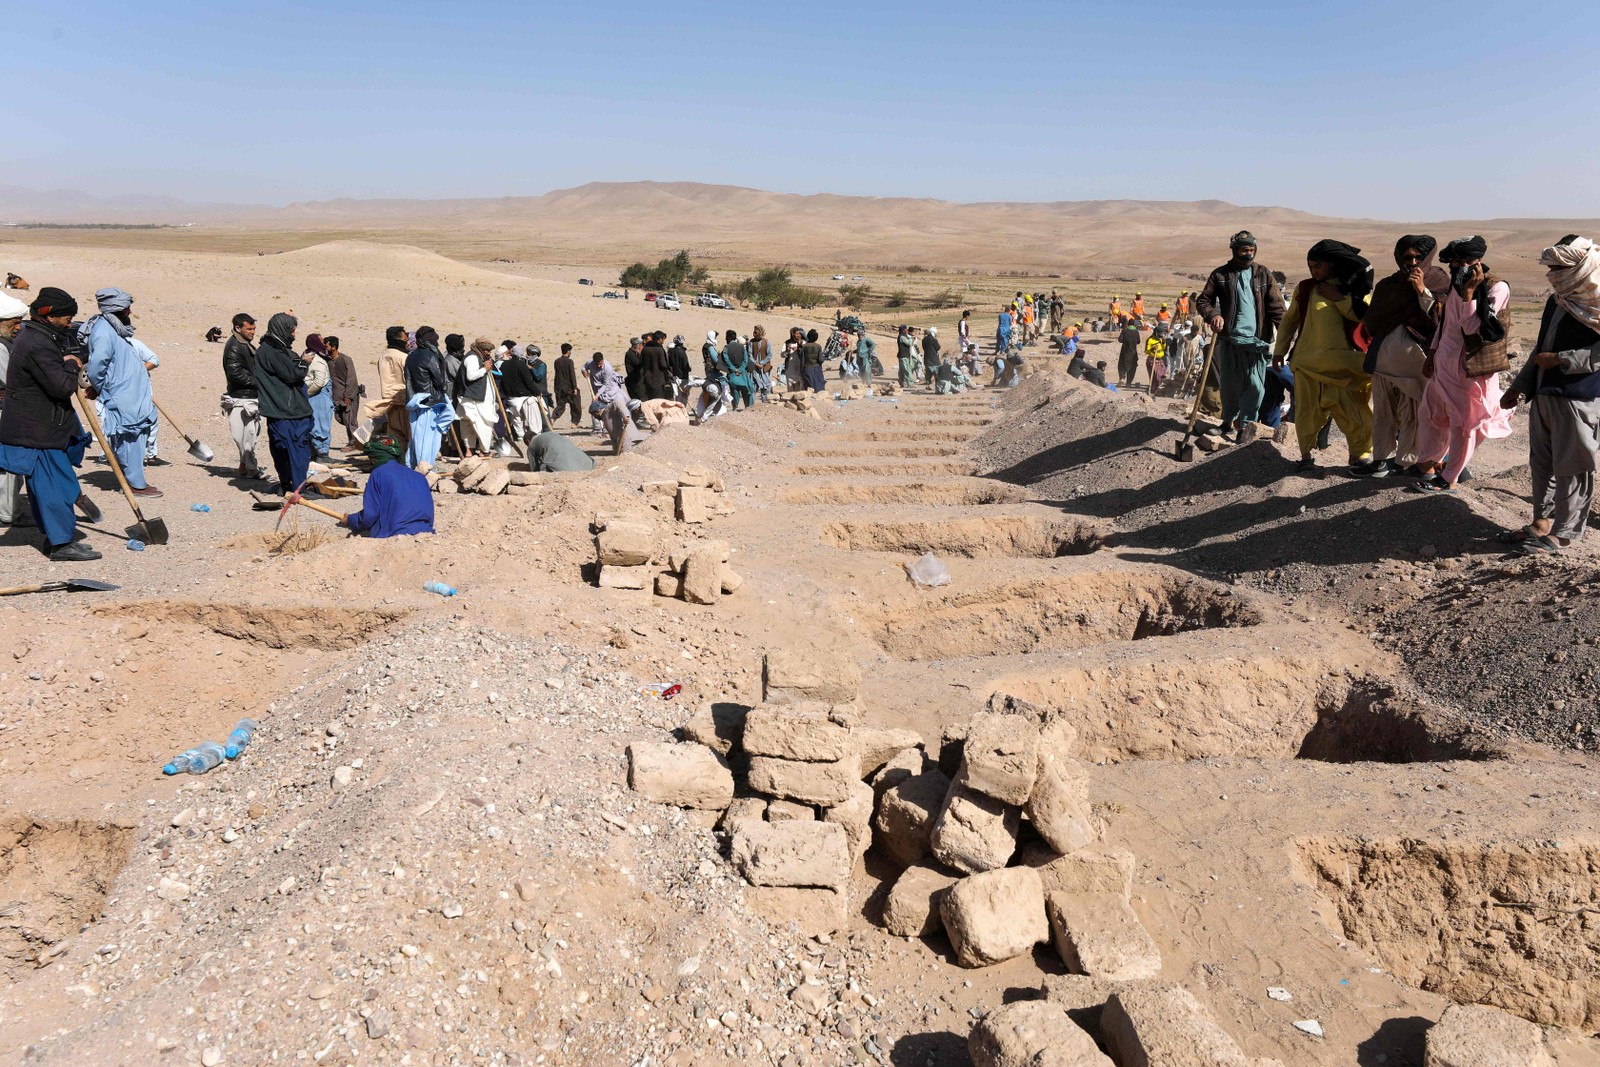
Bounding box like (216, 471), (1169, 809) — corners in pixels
(126, 539), (145, 551)
(905, 552), (952, 588)
(191, 503), (211, 512)
(639, 683), (669, 696)
(224, 718), (258, 759)
(424, 580), (457, 597)
(163, 740), (226, 776)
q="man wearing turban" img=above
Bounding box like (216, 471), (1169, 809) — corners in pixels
(83, 287), (160, 496)
(1356, 236), (1448, 477)
(1272, 240), (1376, 475)
(1196, 231), (1287, 443)
(1410, 236), (1515, 493)
(340, 433), (434, 538)
(1497, 235), (1600, 553)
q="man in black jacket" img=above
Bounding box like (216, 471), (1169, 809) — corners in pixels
(254, 312), (314, 495)
(667, 335), (691, 401)
(221, 312), (263, 478)
(1196, 231), (1287, 442)
(404, 326), (452, 470)
(498, 343), (541, 442)
(0, 288), (100, 560)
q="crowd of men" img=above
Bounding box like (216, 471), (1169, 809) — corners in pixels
(5, 232), (1598, 561)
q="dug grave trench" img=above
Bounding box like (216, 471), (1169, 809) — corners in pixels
(0, 817), (135, 980)
(820, 512), (1106, 558)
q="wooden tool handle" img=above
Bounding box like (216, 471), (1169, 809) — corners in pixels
(152, 398), (197, 446)
(292, 496), (347, 521)
(76, 390), (147, 520)
(0, 583), (62, 596)
(1181, 335), (1220, 439)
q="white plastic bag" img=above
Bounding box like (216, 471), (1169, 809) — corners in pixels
(905, 552), (951, 588)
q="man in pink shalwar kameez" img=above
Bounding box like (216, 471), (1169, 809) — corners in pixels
(1413, 237), (1515, 492)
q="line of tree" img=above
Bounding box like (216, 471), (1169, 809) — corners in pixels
(729, 267), (824, 310)
(618, 250), (710, 291)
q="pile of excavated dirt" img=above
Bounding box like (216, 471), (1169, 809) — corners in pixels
(972, 361), (1596, 753)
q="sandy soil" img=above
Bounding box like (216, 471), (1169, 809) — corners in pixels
(0, 241), (1595, 1067)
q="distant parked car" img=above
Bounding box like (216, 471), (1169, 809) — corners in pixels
(644, 292), (658, 302)
(578, 278), (593, 286)
(851, 276), (863, 281)
(601, 291), (623, 299)
(695, 293), (732, 309)
(832, 274), (845, 281)
(657, 293), (681, 311)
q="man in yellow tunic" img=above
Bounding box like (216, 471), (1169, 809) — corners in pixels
(1272, 240), (1374, 476)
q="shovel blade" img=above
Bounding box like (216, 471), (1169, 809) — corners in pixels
(64, 578), (120, 592)
(75, 495), (104, 523)
(1175, 440), (1195, 463)
(138, 517), (171, 546)
(188, 440), (215, 463)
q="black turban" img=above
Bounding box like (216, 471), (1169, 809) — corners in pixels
(385, 325), (408, 349)
(1306, 239), (1374, 307)
(265, 312), (297, 349)
(1229, 230), (1258, 249)
(29, 286), (77, 318)
(1394, 234), (1437, 261)
(1442, 235), (1488, 262)
(415, 326), (439, 347)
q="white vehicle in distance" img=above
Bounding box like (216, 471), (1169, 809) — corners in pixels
(657, 292), (681, 311)
(851, 276), (863, 281)
(695, 293), (732, 309)
(832, 274), (845, 281)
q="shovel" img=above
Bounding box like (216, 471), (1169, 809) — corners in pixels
(487, 373), (526, 458)
(76, 390), (170, 544)
(0, 578), (119, 597)
(153, 398), (215, 463)
(1173, 335), (1220, 463)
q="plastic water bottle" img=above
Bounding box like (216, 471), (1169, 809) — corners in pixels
(163, 741), (226, 776)
(424, 581), (456, 597)
(126, 539), (145, 551)
(224, 719), (258, 759)
(191, 503), (211, 513)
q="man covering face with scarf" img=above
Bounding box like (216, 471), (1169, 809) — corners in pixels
(253, 312), (315, 495)
(339, 433), (434, 538)
(1497, 235), (1600, 553)
(1272, 240), (1376, 475)
(1195, 231), (1287, 442)
(1356, 236), (1448, 476)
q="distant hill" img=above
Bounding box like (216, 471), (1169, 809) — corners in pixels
(5, 180), (1595, 290)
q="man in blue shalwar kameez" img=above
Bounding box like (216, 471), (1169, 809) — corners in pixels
(84, 287), (160, 496)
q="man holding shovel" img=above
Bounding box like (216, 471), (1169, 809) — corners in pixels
(84, 288), (160, 498)
(0, 287), (100, 561)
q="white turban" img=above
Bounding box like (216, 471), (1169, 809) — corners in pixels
(927, 326), (938, 336)
(706, 330), (718, 343)
(1541, 236), (1600, 334)
(0, 292), (26, 320)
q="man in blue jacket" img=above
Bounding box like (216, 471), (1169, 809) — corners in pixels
(341, 434), (433, 538)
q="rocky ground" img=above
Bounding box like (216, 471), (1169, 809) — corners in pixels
(1, 244), (1597, 1067)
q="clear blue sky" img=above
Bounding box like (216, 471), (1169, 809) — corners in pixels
(12, 0), (1595, 219)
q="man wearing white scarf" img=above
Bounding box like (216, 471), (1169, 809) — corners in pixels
(1499, 236), (1600, 554)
